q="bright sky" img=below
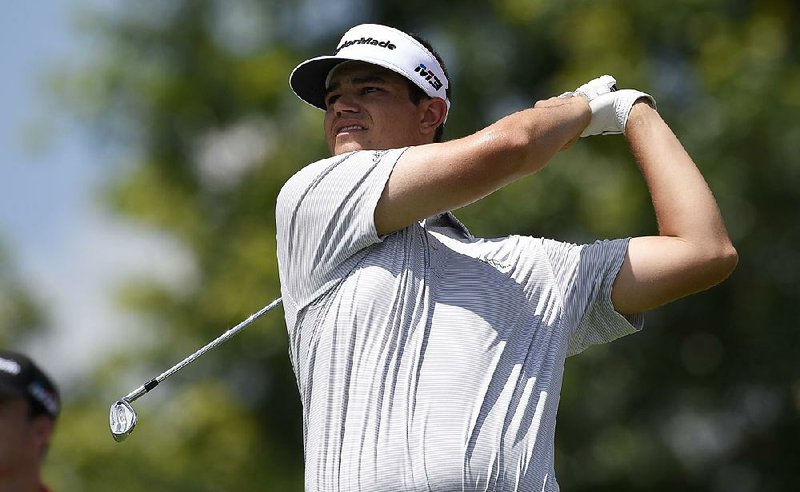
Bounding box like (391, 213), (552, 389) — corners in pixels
(0, 1), (188, 387)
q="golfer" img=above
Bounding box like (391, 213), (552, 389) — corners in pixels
(276, 23), (737, 491)
(0, 350), (60, 492)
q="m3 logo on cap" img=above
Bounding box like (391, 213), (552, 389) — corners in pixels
(334, 37), (397, 54)
(414, 64), (443, 91)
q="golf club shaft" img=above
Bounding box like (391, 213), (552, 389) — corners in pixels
(122, 297), (283, 403)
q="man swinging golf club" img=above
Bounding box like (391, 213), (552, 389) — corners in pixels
(277, 23), (737, 491)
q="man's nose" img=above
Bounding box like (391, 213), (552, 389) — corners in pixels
(333, 92), (360, 114)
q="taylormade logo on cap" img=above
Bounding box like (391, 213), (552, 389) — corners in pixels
(335, 37), (397, 54)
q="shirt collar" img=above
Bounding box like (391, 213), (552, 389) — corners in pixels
(422, 212), (472, 240)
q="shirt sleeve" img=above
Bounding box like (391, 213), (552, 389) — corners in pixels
(541, 237), (644, 356)
(275, 148), (407, 310)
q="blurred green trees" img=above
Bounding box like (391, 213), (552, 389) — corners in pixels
(0, 243), (45, 345)
(43, 0), (799, 490)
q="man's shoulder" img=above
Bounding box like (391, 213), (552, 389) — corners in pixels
(277, 149), (407, 206)
(276, 154), (343, 207)
(283, 153), (344, 185)
(278, 151), (360, 192)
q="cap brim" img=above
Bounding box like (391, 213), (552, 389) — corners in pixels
(289, 56), (351, 111)
(290, 54), (433, 112)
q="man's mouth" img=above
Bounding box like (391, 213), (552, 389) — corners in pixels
(336, 124), (366, 135)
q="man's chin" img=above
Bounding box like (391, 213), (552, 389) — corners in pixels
(333, 141), (367, 155)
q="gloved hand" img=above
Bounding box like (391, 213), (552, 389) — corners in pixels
(581, 89), (656, 137)
(559, 74), (617, 101)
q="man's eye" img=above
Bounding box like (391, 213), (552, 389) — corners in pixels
(362, 87), (382, 94)
(325, 94), (340, 107)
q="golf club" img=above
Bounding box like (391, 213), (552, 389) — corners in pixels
(109, 296), (283, 442)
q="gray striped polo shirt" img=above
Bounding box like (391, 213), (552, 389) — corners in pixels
(276, 148), (643, 492)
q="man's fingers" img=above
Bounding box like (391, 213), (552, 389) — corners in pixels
(574, 75), (617, 101)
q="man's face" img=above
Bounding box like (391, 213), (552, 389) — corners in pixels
(0, 396), (49, 478)
(323, 62), (427, 155)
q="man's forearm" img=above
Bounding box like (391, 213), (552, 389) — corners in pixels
(623, 100), (738, 292)
(516, 95), (592, 173)
(463, 95), (591, 180)
(625, 102), (733, 250)
(374, 96), (590, 236)
(609, 101), (737, 313)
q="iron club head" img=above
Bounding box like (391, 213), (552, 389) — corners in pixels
(107, 298), (282, 443)
(110, 399), (137, 442)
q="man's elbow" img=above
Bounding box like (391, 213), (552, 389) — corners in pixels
(720, 243), (739, 279)
(703, 241), (739, 286)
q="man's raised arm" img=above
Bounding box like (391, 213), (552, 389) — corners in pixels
(610, 100), (738, 314)
(375, 96), (590, 236)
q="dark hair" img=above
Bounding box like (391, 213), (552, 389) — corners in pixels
(407, 33), (450, 143)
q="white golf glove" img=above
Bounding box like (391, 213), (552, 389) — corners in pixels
(581, 89), (656, 137)
(559, 74), (617, 101)
(560, 74), (657, 137)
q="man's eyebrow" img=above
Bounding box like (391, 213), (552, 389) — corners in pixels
(325, 75), (387, 95)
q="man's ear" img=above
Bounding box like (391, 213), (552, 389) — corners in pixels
(419, 98), (448, 138)
(31, 416), (55, 457)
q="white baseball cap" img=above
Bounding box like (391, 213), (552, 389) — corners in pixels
(289, 24), (450, 121)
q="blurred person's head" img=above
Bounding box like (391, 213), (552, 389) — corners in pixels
(0, 350), (59, 491)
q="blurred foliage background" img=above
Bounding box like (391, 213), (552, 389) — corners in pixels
(3, 0), (798, 490)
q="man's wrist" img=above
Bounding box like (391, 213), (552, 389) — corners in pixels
(632, 97), (655, 111)
(569, 95), (592, 123)
(626, 99), (657, 128)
